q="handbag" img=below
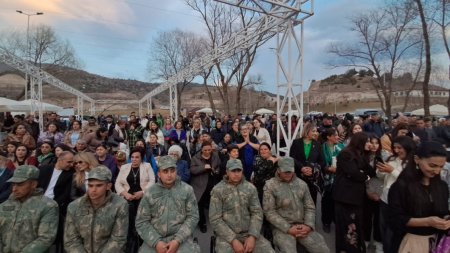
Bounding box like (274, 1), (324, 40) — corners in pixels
(431, 230), (450, 253)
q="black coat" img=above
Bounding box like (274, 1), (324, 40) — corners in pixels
(38, 165), (74, 215)
(289, 138), (326, 178)
(0, 169), (12, 203)
(333, 150), (371, 206)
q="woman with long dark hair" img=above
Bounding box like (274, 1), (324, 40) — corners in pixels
(333, 132), (372, 253)
(376, 136), (416, 253)
(6, 123), (36, 150)
(5, 143), (38, 170)
(253, 142), (278, 202)
(388, 141), (450, 252)
(64, 120), (83, 149)
(38, 122), (64, 146)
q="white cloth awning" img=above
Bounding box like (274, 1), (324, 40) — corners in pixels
(254, 108), (274, 114)
(411, 104), (448, 116)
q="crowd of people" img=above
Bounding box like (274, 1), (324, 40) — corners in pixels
(0, 110), (450, 253)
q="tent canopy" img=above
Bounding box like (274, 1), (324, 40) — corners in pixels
(196, 107), (213, 113)
(0, 97), (62, 112)
(254, 108), (274, 114)
(411, 104), (448, 116)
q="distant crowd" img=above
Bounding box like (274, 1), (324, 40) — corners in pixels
(1, 110), (450, 253)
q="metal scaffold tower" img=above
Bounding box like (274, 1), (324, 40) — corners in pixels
(139, 0), (314, 154)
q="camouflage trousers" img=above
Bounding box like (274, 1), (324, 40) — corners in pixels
(138, 237), (200, 253)
(215, 233), (275, 253)
(272, 227), (330, 253)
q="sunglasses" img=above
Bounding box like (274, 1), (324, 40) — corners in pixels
(74, 161), (84, 164)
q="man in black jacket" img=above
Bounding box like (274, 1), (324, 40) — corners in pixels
(0, 155), (12, 204)
(38, 151), (75, 253)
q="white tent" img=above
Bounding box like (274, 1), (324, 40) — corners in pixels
(411, 104), (448, 116)
(196, 107), (213, 113)
(0, 97), (29, 112)
(21, 99), (63, 112)
(0, 97), (62, 112)
(254, 108), (274, 114)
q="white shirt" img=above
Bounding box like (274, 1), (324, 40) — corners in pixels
(377, 157), (404, 203)
(44, 168), (63, 199)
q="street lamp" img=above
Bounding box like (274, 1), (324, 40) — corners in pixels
(16, 10), (44, 60)
(16, 10), (43, 100)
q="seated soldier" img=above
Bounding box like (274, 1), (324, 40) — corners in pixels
(263, 157), (330, 253)
(136, 156), (200, 253)
(209, 159), (275, 253)
(0, 165), (59, 252)
(64, 165), (129, 253)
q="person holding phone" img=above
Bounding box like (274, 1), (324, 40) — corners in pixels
(376, 136), (416, 253)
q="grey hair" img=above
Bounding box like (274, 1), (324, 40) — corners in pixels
(168, 145), (183, 158)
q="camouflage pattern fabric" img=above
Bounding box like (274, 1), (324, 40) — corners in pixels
(136, 177), (199, 253)
(0, 189), (59, 253)
(209, 176), (275, 253)
(263, 174), (330, 253)
(64, 191), (129, 253)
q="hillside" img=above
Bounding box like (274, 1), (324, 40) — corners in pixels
(0, 64), (277, 115)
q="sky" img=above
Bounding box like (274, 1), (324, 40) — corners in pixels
(0, 0), (448, 95)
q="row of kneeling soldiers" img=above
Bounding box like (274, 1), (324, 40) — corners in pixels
(0, 156), (330, 253)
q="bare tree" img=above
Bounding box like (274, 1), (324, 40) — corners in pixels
(415, 0), (432, 117)
(187, 0), (263, 115)
(0, 24), (81, 99)
(147, 29), (207, 113)
(0, 24), (80, 69)
(328, 1), (421, 118)
(432, 0), (450, 58)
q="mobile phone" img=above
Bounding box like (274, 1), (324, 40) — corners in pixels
(375, 156), (384, 165)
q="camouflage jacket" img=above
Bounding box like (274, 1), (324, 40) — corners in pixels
(263, 174), (316, 233)
(0, 189), (59, 253)
(209, 177), (262, 243)
(64, 191), (128, 253)
(136, 177), (198, 248)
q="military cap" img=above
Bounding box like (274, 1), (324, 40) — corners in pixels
(278, 157), (295, 173)
(87, 165), (112, 182)
(158, 156), (177, 170)
(7, 165), (40, 183)
(226, 159), (243, 171)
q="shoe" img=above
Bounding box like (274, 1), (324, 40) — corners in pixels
(322, 224), (331, 233)
(374, 241), (383, 253)
(199, 224), (207, 233)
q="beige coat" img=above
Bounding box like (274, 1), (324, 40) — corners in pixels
(115, 162), (155, 195)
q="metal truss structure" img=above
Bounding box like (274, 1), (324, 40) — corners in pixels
(0, 53), (94, 129)
(0, 0), (314, 154)
(139, 0), (314, 154)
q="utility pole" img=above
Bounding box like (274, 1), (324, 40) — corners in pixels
(16, 10), (44, 100)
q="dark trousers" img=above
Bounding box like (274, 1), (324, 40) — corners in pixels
(363, 198), (381, 242)
(321, 186), (334, 226)
(335, 201), (366, 253)
(379, 201), (395, 253)
(198, 191), (210, 226)
(127, 199), (142, 253)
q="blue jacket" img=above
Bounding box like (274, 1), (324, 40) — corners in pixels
(0, 169), (12, 204)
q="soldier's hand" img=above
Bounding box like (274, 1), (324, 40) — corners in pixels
(297, 225), (312, 238)
(231, 239), (245, 253)
(155, 241), (168, 253)
(244, 235), (256, 253)
(288, 225), (301, 237)
(166, 240), (180, 253)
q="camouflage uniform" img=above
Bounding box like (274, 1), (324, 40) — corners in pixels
(263, 157), (330, 253)
(64, 166), (129, 253)
(0, 165), (59, 253)
(136, 156), (199, 253)
(209, 159), (275, 253)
